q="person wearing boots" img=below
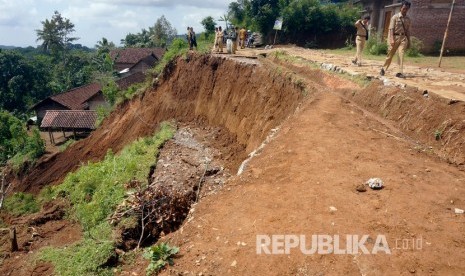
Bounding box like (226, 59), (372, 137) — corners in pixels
(380, 0), (412, 78)
(352, 15), (370, 67)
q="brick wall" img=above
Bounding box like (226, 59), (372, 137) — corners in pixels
(411, 0), (465, 53)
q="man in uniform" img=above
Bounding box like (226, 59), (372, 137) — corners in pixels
(239, 27), (247, 49)
(217, 26), (224, 53)
(352, 15), (370, 67)
(380, 0), (412, 78)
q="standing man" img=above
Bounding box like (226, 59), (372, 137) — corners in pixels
(217, 26), (224, 53)
(380, 0), (412, 78)
(352, 15), (370, 67)
(190, 27), (197, 50)
(239, 26), (247, 49)
(231, 26), (238, 54)
(186, 27), (192, 50)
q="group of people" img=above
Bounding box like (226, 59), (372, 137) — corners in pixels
(353, 0), (412, 78)
(213, 26), (250, 54)
(185, 1), (412, 77)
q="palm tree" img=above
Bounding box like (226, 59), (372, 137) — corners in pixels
(218, 14), (231, 30)
(36, 11), (78, 57)
(95, 37), (115, 55)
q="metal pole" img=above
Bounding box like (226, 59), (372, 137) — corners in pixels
(439, 0), (455, 67)
(273, 30), (278, 45)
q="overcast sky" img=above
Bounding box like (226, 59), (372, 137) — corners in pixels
(0, 0), (231, 48)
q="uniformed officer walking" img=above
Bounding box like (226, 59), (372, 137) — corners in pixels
(352, 15), (370, 67)
(380, 0), (412, 78)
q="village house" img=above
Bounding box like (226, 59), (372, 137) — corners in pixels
(354, 0), (465, 53)
(110, 48), (166, 77)
(32, 48), (164, 124)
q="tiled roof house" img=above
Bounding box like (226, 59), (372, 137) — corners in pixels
(32, 48), (164, 126)
(41, 110), (97, 131)
(110, 48), (166, 75)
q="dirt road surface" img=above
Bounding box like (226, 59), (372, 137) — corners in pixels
(153, 48), (465, 275)
(269, 46), (465, 102)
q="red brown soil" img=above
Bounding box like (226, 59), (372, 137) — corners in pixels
(10, 54), (303, 195)
(2, 47), (465, 275)
(152, 53), (465, 275)
(0, 200), (81, 276)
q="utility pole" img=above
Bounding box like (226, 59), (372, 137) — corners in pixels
(439, 0), (455, 67)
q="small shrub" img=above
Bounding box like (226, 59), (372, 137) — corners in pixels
(144, 243), (179, 275)
(433, 40), (442, 54)
(304, 40), (318, 49)
(344, 35), (355, 50)
(434, 129), (442, 140)
(369, 41), (388, 55)
(4, 192), (39, 216)
(365, 30), (387, 55)
(59, 139), (76, 152)
(153, 38), (189, 75)
(406, 36), (423, 57)
(96, 105), (113, 127)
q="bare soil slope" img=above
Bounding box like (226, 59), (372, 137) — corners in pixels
(12, 54), (303, 194)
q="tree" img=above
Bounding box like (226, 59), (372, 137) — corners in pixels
(201, 16), (216, 35)
(218, 14), (231, 30)
(122, 16), (177, 48)
(36, 11), (79, 57)
(93, 38), (116, 75)
(0, 111), (28, 163)
(95, 38), (116, 55)
(149, 15), (177, 48)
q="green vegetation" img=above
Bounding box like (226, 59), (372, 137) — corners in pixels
(406, 36), (424, 57)
(0, 111), (45, 171)
(3, 192), (39, 216)
(143, 243), (179, 275)
(40, 239), (115, 276)
(227, 0), (359, 46)
(59, 139), (76, 152)
(38, 122), (175, 275)
(153, 38), (189, 74)
(434, 129), (442, 141)
(121, 15), (177, 48)
(366, 33), (388, 56)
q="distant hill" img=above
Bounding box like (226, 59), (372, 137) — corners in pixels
(0, 45), (21, 50)
(0, 44), (94, 52)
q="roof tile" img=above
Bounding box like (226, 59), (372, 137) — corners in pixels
(51, 83), (102, 109)
(41, 110), (97, 129)
(110, 48), (165, 64)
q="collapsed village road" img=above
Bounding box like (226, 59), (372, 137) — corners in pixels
(140, 48), (465, 275)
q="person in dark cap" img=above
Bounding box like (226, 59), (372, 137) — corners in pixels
(380, 0), (412, 78)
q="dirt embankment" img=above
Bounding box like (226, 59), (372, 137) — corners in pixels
(270, 56), (465, 167)
(11, 54), (304, 195)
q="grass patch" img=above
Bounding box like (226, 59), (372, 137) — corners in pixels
(152, 38), (189, 75)
(37, 122), (175, 275)
(40, 239), (115, 276)
(59, 139), (76, 152)
(3, 192), (39, 216)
